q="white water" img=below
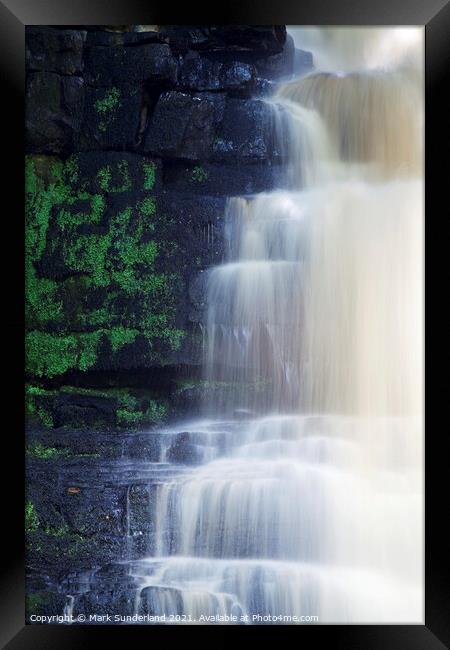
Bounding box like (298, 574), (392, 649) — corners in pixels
(133, 28), (424, 623)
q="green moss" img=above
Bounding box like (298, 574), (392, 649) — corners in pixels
(139, 197), (156, 217)
(94, 87), (121, 134)
(143, 162), (156, 190)
(64, 155), (79, 184)
(108, 326), (139, 353)
(25, 157), (104, 330)
(26, 443), (68, 460)
(57, 192), (105, 230)
(44, 524), (75, 538)
(36, 408), (53, 428)
(25, 385), (55, 427)
(117, 399), (167, 428)
(117, 160), (132, 192)
(26, 384), (53, 397)
(97, 160), (132, 193)
(146, 400), (167, 422)
(97, 164), (112, 191)
(26, 270), (63, 328)
(25, 501), (39, 533)
(25, 331), (102, 378)
(78, 331), (103, 371)
(40, 525), (88, 559)
(94, 87), (121, 114)
(56, 387), (168, 429)
(26, 154), (186, 379)
(60, 385), (110, 398)
(26, 332), (77, 378)
(190, 166), (209, 183)
(25, 157), (69, 262)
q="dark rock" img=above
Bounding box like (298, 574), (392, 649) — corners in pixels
(178, 53), (256, 92)
(255, 33), (296, 80)
(201, 92), (227, 126)
(126, 485), (154, 557)
(139, 585), (183, 615)
(157, 26), (212, 53)
(157, 191), (227, 268)
(206, 25), (286, 54)
(27, 428), (126, 459)
(25, 24), (302, 615)
(144, 91), (219, 160)
(77, 83), (141, 150)
(164, 160), (280, 196)
(188, 271), (210, 323)
(26, 72), (84, 153)
(294, 48), (314, 76)
(84, 43), (178, 86)
(75, 592), (135, 620)
(71, 151), (162, 194)
(123, 434), (161, 461)
(85, 29), (166, 47)
(212, 98), (275, 162)
(26, 590), (67, 621)
(26, 27), (85, 75)
(166, 432), (202, 464)
(254, 78), (278, 97)
(53, 392), (118, 429)
(159, 25), (286, 56)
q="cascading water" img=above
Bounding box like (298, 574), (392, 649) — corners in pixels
(132, 28), (424, 624)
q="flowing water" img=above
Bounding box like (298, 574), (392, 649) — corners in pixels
(130, 28), (424, 624)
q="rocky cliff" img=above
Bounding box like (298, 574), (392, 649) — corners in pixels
(25, 25), (313, 620)
(25, 25), (314, 428)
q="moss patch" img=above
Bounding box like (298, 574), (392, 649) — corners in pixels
(190, 165), (209, 183)
(25, 501), (40, 533)
(143, 161), (156, 190)
(25, 154), (185, 380)
(26, 384), (168, 431)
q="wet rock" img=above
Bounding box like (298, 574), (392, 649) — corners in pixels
(166, 432), (202, 464)
(205, 26), (287, 54)
(26, 27), (85, 75)
(77, 83), (141, 150)
(157, 191), (226, 268)
(255, 33), (296, 80)
(159, 25), (286, 56)
(53, 392), (118, 429)
(70, 151), (162, 194)
(178, 53), (256, 91)
(75, 578), (138, 619)
(144, 91), (218, 159)
(126, 485), (154, 557)
(84, 43), (178, 86)
(254, 78), (278, 97)
(26, 590), (67, 621)
(26, 428), (124, 459)
(26, 72), (84, 153)
(188, 271), (210, 323)
(164, 160), (279, 196)
(294, 48), (314, 76)
(124, 435), (161, 462)
(139, 585), (183, 615)
(212, 98), (275, 162)
(85, 29), (166, 48)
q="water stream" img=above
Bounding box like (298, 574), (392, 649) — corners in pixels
(130, 28), (424, 624)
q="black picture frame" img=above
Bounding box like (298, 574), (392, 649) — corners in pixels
(2, 0), (448, 647)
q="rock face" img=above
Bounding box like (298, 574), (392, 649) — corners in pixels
(25, 25), (297, 397)
(25, 25), (312, 620)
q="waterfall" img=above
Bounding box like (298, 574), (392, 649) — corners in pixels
(132, 28), (423, 624)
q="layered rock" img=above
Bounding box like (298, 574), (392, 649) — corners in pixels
(25, 26), (313, 617)
(25, 25), (301, 403)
